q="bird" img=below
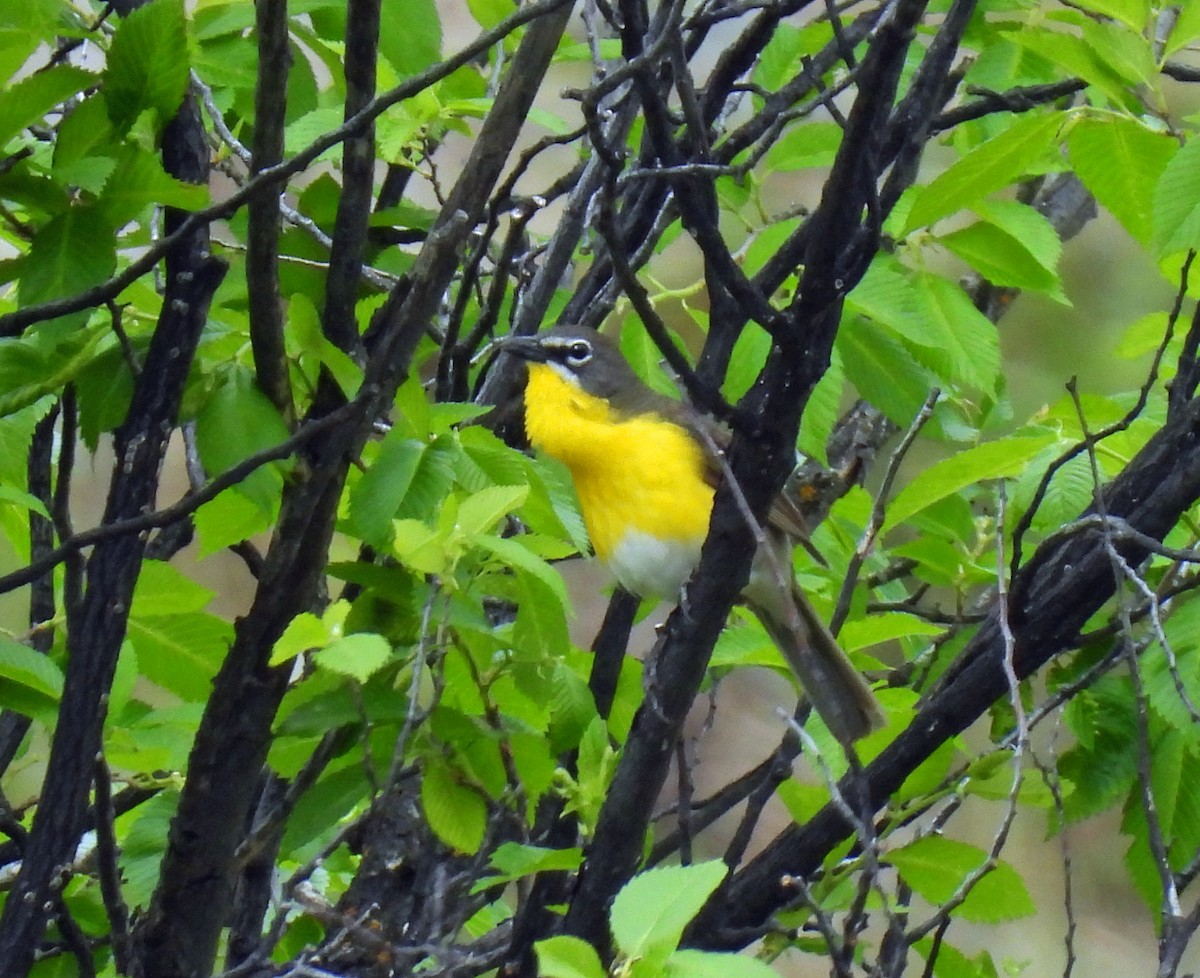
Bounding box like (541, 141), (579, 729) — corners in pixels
(499, 324), (885, 743)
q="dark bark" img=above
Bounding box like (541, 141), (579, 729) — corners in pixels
(321, 0), (382, 354)
(246, 0), (294, 419)
(0, 85), (222, 972)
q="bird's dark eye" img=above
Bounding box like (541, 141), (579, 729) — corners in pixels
(565, 340), (592, 365)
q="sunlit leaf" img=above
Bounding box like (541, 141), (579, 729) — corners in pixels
(905, 113), (1062, 231)
(1069, 115), (1175, 247)
(889, 836), (1035, 923)
(104, 0), (190, 132)
(885, 435), (1059, 530)
(610, 861), (728, 957)
(421, 755), (487, 854)
(535, 936), (606, 978)
(1154, 136), (1200, 258)
(313, 632), (393, 683)
(19, 207), (117, 308)
(0, 65), (95, 150)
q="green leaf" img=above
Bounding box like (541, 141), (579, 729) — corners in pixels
(838, 612), (942, 653)
(0, 325), (113, 422)
(397, 437), (458, 519)
(904, 113), (1062, 232)
(1068, 116), (1175, 247)
(0, 401), (53, 489)
(107, 703), (203, 772)
(73, 345), (135, 450)
(1069, 0), (1148, 31)
(392, 518), (448, 575)
(1122, 803), (1164, 914)
(284, 106), (344, 160)
(492, 841), (583, 877)
(666, 950), (782, 978)
(1154, 136), (1200, 259)
(941, 219), (1063, 300)
(751, 24), (804, 92)
(467, 0), (515, 30)
(0, 0), (64, 81)
(270, 611), (330, 667)
(281, 756), (373, 853)
(1063, 678), (1139, 822)
(0, 482), (50, 519)
(474, 842), (584, 892)
(740, 219), (800, 280)
(379, 0), (442, 76)
(548, 660), (597, 753)
(0, 65), (95, 150)
(456, 484), (529, 539)
(535, 935), (607, 978)
(845, 256), (927, 346)
(1022, 452), (1093, 535)
(1142, 601), (1200, 729)
(98, 146), (209, 224)
(1077, 19), (1155, 89)
(421, 755), (487, 854)
(119, 789), (180, 909)
(1002, 27), (1133, 107)
(911, 274), (1002, 393)
(884, 434), (1059, 530)
(131, 561), (214, 616)
(775, 778), (829, 825)
(18, 206), (117, 308)
(348, 434), (426, 549)
(797, 351), (842, 465)
(610, 861), (729, 958)
(51, 96), (114, 178)
(888, 836), (1035, 923)
(913, 935), (1000, 978)
(127, 612), (231, 701)
(193, 487), (274, 556)
(108, 640), (139, 722)
(288, 293), (362, 397)
(104, 0), (190, 132)
(620, 323), (682, 399)
(475, 533), (569, 612)
(895, 740), (959, 805)
(723, 324), (772, 403)
(312, 632), (393, 683)
(0, 638), (63, 718)
(837, 315), (940, 429)
(1165, 0), (1200, 58)
(194, 370), (291, 512)
(512, 572), (572, 660)
(764, 121), (843, 172)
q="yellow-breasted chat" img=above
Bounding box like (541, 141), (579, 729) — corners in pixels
(500, 324), (885, 743)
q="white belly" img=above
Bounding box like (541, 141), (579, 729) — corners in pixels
(606, 530), (703, 601)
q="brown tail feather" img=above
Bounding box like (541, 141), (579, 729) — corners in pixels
(744, 562), (885, 744)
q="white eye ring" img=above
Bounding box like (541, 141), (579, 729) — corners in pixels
(564, 340), (592, 367)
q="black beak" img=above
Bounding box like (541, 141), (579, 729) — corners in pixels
(498, 334), (550, 363)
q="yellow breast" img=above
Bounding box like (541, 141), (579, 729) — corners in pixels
(522, 363), (714, 597)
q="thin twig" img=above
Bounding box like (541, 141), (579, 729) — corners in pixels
(1011, 252), (1194, 577)
(0, 0), (575, 337)
(831, 389), (939, 633)
(0, 399), (364, 597)
(92, 756), (131, 972)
